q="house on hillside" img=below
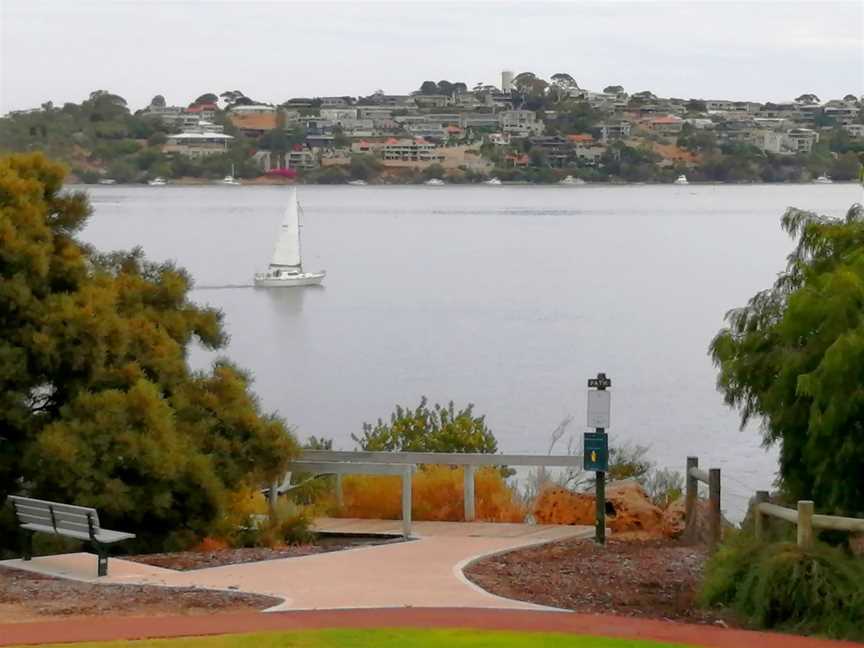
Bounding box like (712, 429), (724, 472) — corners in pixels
(649, 115), (684, 135)
(320, 108), (359, 124)
(599, 121), (631, 142)
(499, 110), (543, 137)
(163, 125), (233, 158)
(228, 104), (278, 136)
(528, 136), (572, 167)
(381, 137), (442, 162)
(785, 128), (819, 154)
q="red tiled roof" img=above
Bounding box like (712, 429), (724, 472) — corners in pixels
(652, 115), (683, 124)
(566, 134), (594, 143)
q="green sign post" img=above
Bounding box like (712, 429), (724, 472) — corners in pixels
(585, 372), (611, 545)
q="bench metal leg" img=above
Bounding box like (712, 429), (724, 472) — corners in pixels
(21, 530), (33, 561)
(95, 544), (109, 577)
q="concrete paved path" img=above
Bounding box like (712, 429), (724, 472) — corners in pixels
(1, 520), (592, 611)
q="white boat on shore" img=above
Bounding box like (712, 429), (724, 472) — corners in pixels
(673, 174), (689, 185)
(559, 175), (585, 185)
(148, 177), (167, 186)
(98, 178), (116, 185)
(219, 165), (241, 185)
(425, 178), (445, 186)
(484, 177), (502, 185)
(254, 188), (325, 288)
(347, 179), (368, 186)
(814, 174), (833, 184)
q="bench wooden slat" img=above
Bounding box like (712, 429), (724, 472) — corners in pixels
(19, 523), (135, 544)
(9, 496), (97, 517)
(14, 511), (92, 531)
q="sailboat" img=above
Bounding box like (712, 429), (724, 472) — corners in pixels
(220, 164), (241, 185)
(254, 188), (325, 287)
(673, 174), (689, 185)
(814, 174), (833, 184)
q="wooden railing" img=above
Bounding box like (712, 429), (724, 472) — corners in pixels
(684, 456), (722, 547)
(753, 491), (864, 549)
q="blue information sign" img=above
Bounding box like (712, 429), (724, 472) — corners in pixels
(583, 432), (609, 472)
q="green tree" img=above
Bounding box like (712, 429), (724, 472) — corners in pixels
(194, 93), (219, 104)
(603, 85), (624, 95)
(710, 204), (864, 515)
(829, 152), (862, 181)
(352, 397), (499, 454)
(685, 99), (707, 112)
(419, 81), (438, 95)
(0, 154), (297, 550)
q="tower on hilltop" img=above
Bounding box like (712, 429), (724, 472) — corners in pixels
(501, 70), (514, 92)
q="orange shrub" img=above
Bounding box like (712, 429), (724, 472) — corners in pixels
(338, 465), (525, 522)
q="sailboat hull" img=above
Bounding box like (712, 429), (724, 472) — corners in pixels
(254, 271), (326, 287)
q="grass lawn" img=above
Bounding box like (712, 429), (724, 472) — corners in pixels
(30, 628), (697, 647)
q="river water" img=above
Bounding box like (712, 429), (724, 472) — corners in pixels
(78, 183), (862, 519)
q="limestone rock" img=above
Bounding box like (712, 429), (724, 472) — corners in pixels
(533, 480), (668, 536)
(605, 481), (664, 533)
(532, 487), (595, 526)
(661, 497), (687, 538)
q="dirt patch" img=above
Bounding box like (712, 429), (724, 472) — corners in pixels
(126, 535), (403, 571)
(0, 566), (279, 624)
(464, 537), (737, 626)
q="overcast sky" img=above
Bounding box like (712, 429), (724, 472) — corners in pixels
(1, 0), (862, 113)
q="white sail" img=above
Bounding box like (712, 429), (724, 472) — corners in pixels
(270, 188), (301, 269)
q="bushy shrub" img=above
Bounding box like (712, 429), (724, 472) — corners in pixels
(701, 533), (864, 639)
(222, 495), (313, 548)
(336, 465), (525, 523)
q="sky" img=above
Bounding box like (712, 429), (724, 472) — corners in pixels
(0, 0), (862, 113)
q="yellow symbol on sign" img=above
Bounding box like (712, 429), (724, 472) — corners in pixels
(591, 450), (597, 463)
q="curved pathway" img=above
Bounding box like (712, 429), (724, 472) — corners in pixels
(0, 520), (591, 611)
(0, 608), (856, 647)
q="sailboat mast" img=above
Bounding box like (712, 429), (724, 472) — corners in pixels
(297, 201), (304, 270)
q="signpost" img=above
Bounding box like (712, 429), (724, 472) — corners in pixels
(585, 372), (611, 545)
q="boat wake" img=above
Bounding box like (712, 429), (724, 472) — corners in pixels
(192, 283), (255, 291)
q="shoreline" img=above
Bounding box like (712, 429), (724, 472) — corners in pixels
(70, 180), (861, 188)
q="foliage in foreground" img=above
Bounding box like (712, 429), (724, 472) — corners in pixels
(334, 465), (526, 523)
(0, 153), (298, 551)
(711, 203), (864, 515)
(701, 533), (864, 639)
(31, 628), (691, 648)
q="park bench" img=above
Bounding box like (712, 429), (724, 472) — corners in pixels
(7, 495), (135, 577)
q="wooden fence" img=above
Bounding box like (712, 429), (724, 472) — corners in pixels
(684, 455), (864, 550)
(753, 491), (864, 549)
(684, 456), (722, 547)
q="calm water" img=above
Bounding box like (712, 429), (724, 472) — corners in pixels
(78, 183), (862, 519)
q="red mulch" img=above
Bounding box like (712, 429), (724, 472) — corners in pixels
(0, 565), (278, 624)
(464, 536), (738, 626)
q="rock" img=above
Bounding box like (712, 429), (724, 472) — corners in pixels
(532, 487), (595, 525)
(605, 481), (664, 534)
(661, 497), (687, 538)
(533, 480), (666, 536)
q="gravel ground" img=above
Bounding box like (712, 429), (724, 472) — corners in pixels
(464, 537), (738, 627)
(0, 565), (279, 624)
